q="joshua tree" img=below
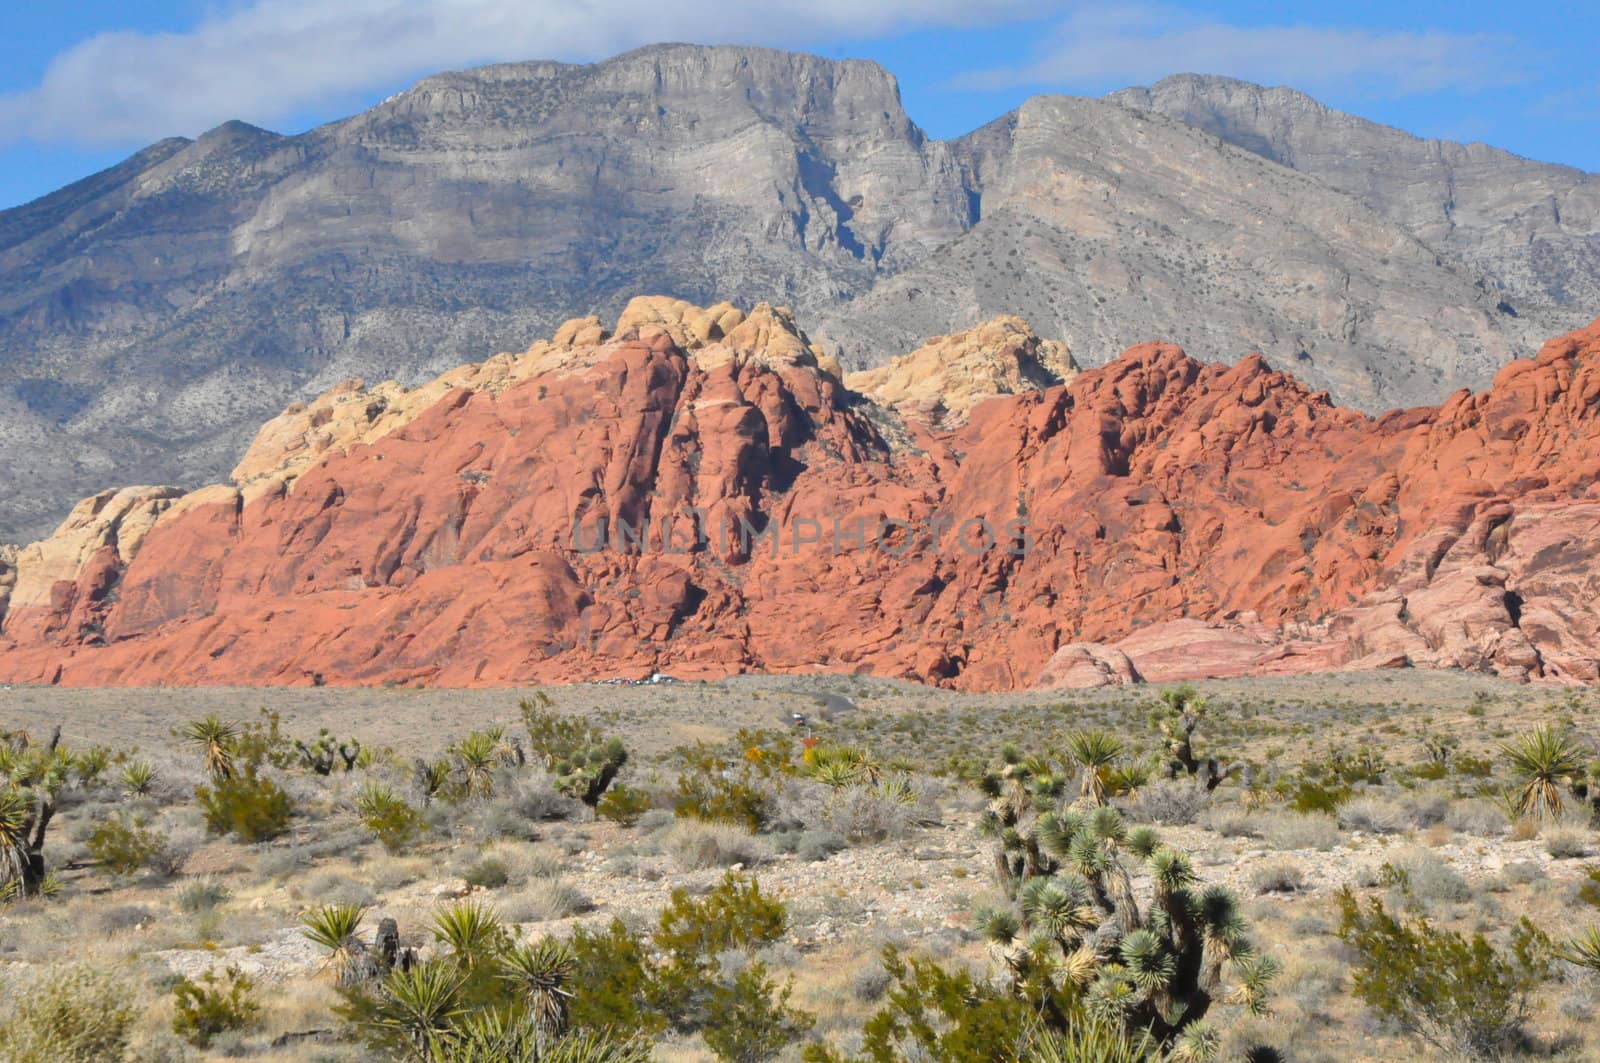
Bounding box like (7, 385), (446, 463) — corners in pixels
(1500, 725), (1586, 821)
(119, 759), (157, 797)
(1064, 731), (1123, 807)
(0, 726), (96, 899)
(1154, 685), (1244, 791)
(294, 729), (363, 774)
(182, 715), (238, 782)
(974, 805), (1277, 1053)
(977, 744), (1069, 892)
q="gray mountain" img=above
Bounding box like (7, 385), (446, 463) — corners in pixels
(0, 45), (1594, 542)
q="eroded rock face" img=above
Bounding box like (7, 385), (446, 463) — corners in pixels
(3, 307), (1599, 690)
(846, 316), (1077, 428)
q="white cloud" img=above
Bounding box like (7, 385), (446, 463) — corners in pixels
(0, 0), (1048, 146)
(959, 4), (1523, 96)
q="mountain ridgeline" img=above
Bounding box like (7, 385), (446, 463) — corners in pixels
(1, 45), (1597, 542)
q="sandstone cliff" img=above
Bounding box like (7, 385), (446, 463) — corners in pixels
(2, 305), (1598, 691)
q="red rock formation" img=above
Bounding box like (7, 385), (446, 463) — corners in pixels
(3, 304), (1599, 691)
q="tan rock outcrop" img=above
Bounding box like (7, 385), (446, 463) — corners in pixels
(1036, 643), (1142, 688)
(846, 316), (1076, 427)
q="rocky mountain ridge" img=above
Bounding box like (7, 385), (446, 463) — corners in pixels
(1, 299), (1596, 691)
(2, 44), (1596, 541)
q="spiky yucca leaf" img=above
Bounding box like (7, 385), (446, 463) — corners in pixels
(1019, 1018), (1157, 1063)
(1119, 928), (1175, 993)
(1168, 1020), (1221, 1062)
(1559, 925), (1600, 972)
(1126, 826), (1160, 859)
(302, 903), (369, 984)
(500, 938), (575, 1038)
(1500, 725), (1585, 821)
(119, 760), (156, 797)
(433, 900), (505, 969)
(0, 786), (30, 893)
(1065, 731), (1123, 806)
(182, 715), (238, 781)
(371, 961), (465, 1052)
(1224, 953), (1281, 1015)
(975, 905), (1022, 946)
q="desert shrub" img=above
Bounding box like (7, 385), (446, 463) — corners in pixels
(1337, 794), (1407, 834)
(175, 876), (231, 914)
(1287, 780), (1350, 814)
(801, 947), (1033, 1062)
(196, 767), (294, 842)
(1250, 860), (1307, 894)
(701, 962), (815, 1063)
(85, 813), (183, 877)
(673, 739), (786, 830)
(1336, 889), (1552, 1058)
(568, 874), (806, 1059)
(820, 782), (916, 843)
(170, 966), (261, 1048)
(95, 904), (157, 936)
(303, 872), (377, 908)
(796, 829), (847, 863)
(1125, 778), (1211, 825)
(1259, 811), (1341, 851)
(501, 878), (592, 923)
(463, 855), (512, 889)
(1398, 789), (1451, 828)
(664, 819), (767, 870)
(0, 965), (140, 1063)
(597, 783), (653, 826)
(1446, 798), (1508, 836)
(1544, 828), (1589, 859)
(1201, 805), (1260, 838)
(1382, 849), (1471, 904)
(506, 774), (585, 822)
(354, 781), (425, 854)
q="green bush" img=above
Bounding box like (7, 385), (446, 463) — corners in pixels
(597, 783), (652, 826)
(1335, 888), (1551, 1058)
(702, 962), (814, 1063)
(0, 966), (140, 1063)
(171, 966), (261, 1048)
(197, 766), (294, 842)
(673, 742), (781, 830)
(463, 856), (512, 890)
(567, 874), (807, 1060)
(354, 781), (425, 853)
(85, 813), (180, 877)
(801, 947), (1034, 1063)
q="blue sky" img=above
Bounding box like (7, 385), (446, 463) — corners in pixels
(2, 1), (1596, 211)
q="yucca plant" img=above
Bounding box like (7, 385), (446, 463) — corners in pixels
(453, 732), (504, 798)
(371, 960), (466, 1059)
(432, 901), (506, 971)
(120, 760), (156, 797)
(1559, 925), (1600, 972)
(1018, 1018), (1157, 1063)
(183, 715), (238, 782)
(1064, 731), (1123, 807)
(0, 786), (31, 897)
(303, 903), (371, 985)
(499, 939), (575, 1040)
(1500, 725), (1585, 821)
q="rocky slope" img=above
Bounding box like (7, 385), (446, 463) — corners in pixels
(1, 300), (1597, 691)
(1, 44), (1594, 541)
